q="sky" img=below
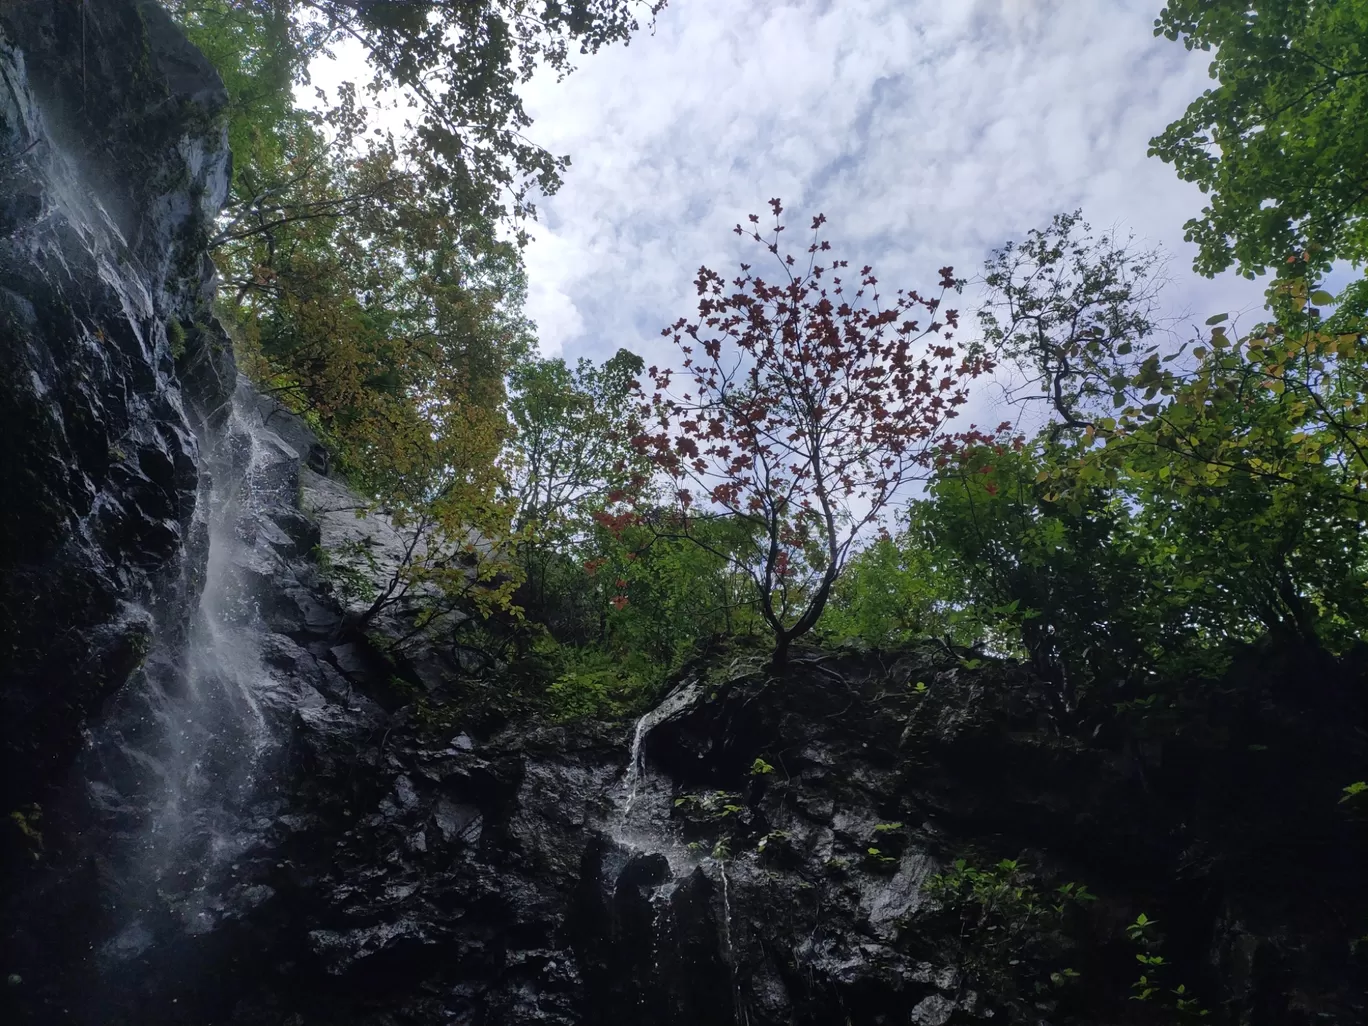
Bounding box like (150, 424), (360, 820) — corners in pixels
(308, 0), (1275, 430)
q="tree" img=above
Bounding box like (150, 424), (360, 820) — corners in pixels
(629, 201), (994, 667)
(1151, 0), (1368, 279)
(505, 348), (647, 538)
(172, 0), (667, 231)
(979, 210), (1169, 435)
(301, 0), (667, 231)
(911, 440), (1217, 714)
(501, 348), (650, 632)
(982, 214), (1368, 663)
(816, 518), (976, 652)
(170, 0), (663, 503)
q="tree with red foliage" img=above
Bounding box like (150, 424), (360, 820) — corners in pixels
(629, 200), (996, 667)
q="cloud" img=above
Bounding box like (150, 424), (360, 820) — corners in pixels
(516, 0), (1267, 402)
(301, 0), (1270, 436)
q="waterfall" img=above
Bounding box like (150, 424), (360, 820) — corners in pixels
(83, 391), (287, 958)
(617, 680), (701, 821)
(605, 680), (703, 880)
(719, 862), (748, 1025)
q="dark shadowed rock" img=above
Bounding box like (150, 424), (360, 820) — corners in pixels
(0, 0), (235, 828)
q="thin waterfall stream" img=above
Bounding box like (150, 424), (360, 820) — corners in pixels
(607, 680), (704, 877)
(83, 394), (287, 960)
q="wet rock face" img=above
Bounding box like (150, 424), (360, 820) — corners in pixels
(106, 605), (1355, 1026)
(0, 1), (233, 824)
(4, 390), (1363, 1025)
(24, 462), (1343, 1026)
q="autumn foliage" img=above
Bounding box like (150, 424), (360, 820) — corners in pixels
(626, 201), (995, 664)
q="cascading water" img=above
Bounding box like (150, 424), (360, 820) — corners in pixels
(719, 864), (748, 1025)
(81, 391), (288, 960)
(617, 681), (701, 820)
(608, 680), (702, 874)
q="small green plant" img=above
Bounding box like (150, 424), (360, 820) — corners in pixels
(1125, 913), (1210, 1019)
(674, 791), (745, 819)
(750, 757), (775, 775)
(859, 822), (909, 869)
(8, 804), (43, 858)
(1339, 780), (1367, 804)
(166, 318), (187, 359)
(912, 680), (929, 694)
(1052, 881), (1096, 912)
(923, 856), (1094, 1004)
(1126, 912), (1157, 943)
(755, 829), (790, 854)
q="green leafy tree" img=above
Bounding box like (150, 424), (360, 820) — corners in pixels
(983, 214), (1368, 665)
(169, 0), (663, 507)
(501, 348), (650, 635)
(922, 857), (1095, 1011)
(297, 0), (667, 231)
(167, 0), (671, 651)
(913, 440), (1212, 713)
(979, 209), (1168, 434)
(816, 526), (972, 651)
(594, 514), (762, 666)
(1152, 0), (1368, 278)
(505, 348), (647, 539)
(173, 0), (667, 233)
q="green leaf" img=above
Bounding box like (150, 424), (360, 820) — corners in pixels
(1204, 312), (1228, 325)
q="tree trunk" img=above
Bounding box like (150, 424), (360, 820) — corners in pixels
(771, 632), (790, 673)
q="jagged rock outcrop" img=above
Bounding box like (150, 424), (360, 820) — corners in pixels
(198, 625), (1363, 1026)
(14, 368), (1363, 1023)
(0, 0), (234, 832)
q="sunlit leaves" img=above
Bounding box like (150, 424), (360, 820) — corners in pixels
(1152, 0), (1368, 277)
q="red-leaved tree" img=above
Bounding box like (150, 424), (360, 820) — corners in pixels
(627, 200), (996, 666)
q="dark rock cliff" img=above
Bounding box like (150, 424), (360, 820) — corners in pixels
(0, 7), (1364, 1026)
(0, 0), (234, 832)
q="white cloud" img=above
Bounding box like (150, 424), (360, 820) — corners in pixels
(302, 0), (1270, 432)
(512, 0), (1266, 399)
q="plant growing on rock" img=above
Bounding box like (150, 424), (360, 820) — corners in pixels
(1125, 913), (1211, 1020)
(921, 857), (1094, 1008)
(627, 201), (995, 667)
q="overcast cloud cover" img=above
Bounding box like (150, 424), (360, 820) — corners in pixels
(306, 1), (1274, 427)
(507, 0), (1272, 407)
